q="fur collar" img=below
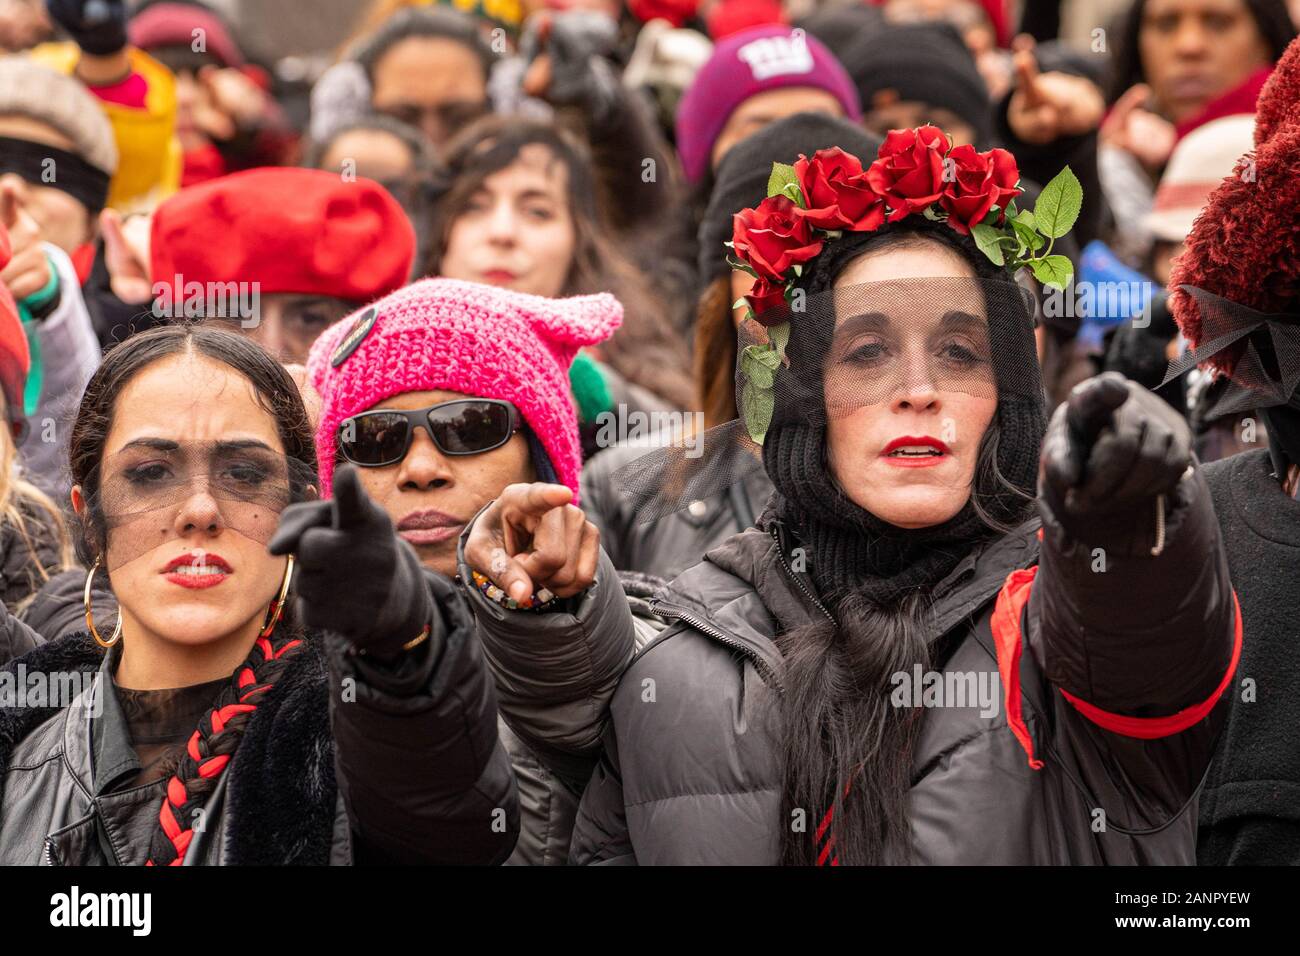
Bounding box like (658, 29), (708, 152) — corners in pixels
(0, 632), (337, 865)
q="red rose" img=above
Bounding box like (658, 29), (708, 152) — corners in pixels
(744, 277), (788, 323)
(793, 148), (886, 231)
(731, 195), (824, 284)
(940, 145), (1023, 235)
(866, 125), (949, 222)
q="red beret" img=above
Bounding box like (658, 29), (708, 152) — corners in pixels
(150, 168), (416, 305)
(0, 224), (30, 431)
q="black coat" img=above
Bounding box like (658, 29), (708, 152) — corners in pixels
(572, 467), (1237, 864)
(1199, 449), (1300, 864)
(0, 571), (519, 865)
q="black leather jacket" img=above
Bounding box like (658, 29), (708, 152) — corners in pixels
(0, 571), (519, 865)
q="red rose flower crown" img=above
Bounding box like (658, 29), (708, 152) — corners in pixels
(726, 126), (1082, 444)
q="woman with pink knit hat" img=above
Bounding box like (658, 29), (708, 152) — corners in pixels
(307, 276), (657, 865)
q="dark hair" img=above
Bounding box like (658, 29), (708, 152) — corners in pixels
(1105, 0), (1296, 105)
(68, 323), (317, 567)
(425, 115), (696, 410)
(67, 323), (317, 866)
(350, 6), (494, 82)
(776, 220), (1039, 866)
(305, 113), (434, 171)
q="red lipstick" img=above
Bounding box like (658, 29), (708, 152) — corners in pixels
(162, 551), (233, 589)
(881, 435), (951, 468)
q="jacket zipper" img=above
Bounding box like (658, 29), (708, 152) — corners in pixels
(43, 838), (56, 866)
(650, 599), (784, 693)
(769, 526), (836, 625)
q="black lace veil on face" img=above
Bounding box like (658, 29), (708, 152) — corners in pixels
(613, 223), (1047, 532)
(82, 440), (318, 572)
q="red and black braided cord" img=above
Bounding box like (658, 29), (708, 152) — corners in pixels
(145, 630), (303, 866)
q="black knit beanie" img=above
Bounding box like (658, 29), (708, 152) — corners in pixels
(763, 221), (1046, 607)
(698, 113), (883, 285)
(842, 22), (993, 148)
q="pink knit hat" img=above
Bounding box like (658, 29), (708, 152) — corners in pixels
(307, 278), (622, 498)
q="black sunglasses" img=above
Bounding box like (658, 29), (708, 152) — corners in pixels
(339, 399), (522, 467)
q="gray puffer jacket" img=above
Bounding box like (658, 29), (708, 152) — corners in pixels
(571, 467), (1237, 865)
(581, 440), (773, 581)
(457, 520), (664, 865)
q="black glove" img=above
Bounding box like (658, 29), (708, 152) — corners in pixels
(1040, 372), (1193, 550)
(268, 464), (432, 656)
(46, 0), (128, 56)
(521, 11), (622, 125)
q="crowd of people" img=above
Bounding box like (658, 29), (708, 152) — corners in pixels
(0, 0), (1294, 867)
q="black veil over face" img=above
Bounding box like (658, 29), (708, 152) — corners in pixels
(83, 440), (318, 572)
(613, 223), (1047, 593)
(1161, 286), (1300, 473)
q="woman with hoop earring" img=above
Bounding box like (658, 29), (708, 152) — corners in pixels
(0, 325), (518, 865)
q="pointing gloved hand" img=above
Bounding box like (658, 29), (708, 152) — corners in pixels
(1040, 372), (1193, 551)
(269, 464), (432, 657)
(45, 0), (128, 56)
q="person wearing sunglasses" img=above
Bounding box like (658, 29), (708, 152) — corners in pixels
(307, 276), (656, 865)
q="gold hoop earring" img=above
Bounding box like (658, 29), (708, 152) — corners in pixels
(85, 556), (121, 649)
(259, 554), (295, 639)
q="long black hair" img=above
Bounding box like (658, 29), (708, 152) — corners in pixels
(1105, 0), (1296, 105)
(775, 219), (1040, 866)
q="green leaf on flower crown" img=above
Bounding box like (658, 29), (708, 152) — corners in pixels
(781, 181), (806, 206)
(1033, 167), (1082, 239)
(972, 224), (1007, 267)
(726, 255), (759, 278)
(1005, 199), (1019, 220)
(923, 205), (942, 221)
(792, 264), (802, 277)
(767, 163), (800, 202)
(741, 342), (781, 389)
(732, 297), (750, 310)
(1011, 218), (1044, 254)
(1014, 209), (1036, 230)
(769, 321), (791, 359)
(741, 377), (776, 446)
(1029, 254), (1074, 292)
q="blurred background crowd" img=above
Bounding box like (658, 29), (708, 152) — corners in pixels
(0, 0), (1295, 595)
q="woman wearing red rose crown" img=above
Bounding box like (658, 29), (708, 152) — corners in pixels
(580, 113), (882, 582)
(571, 128), (1240, 865)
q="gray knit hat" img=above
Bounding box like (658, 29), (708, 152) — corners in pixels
(0, 55), (118, 176)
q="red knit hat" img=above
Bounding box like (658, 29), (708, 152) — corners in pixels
(0, 224), (31, 436)
(1169, 37), (1300, 375)
(150, 168), (416, 306)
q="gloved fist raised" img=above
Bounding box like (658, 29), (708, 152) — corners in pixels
(268, 464), (429, 652)
(1040, 372), (1192, 546)
(46, 0), (127, 56)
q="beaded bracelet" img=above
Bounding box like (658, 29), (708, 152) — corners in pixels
(470, 570), (557, 612)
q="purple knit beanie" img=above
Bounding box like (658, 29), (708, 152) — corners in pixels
(307, 277), (622, 499)
(675, 24), (861, 184)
